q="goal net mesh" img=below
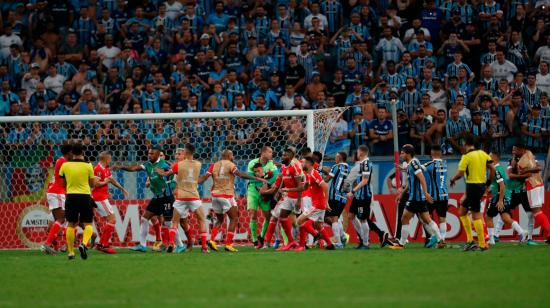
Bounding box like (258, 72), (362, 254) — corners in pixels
(0, 108), (346, 248)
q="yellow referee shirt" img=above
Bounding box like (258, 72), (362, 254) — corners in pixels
(457, 149), (492, 184)
(59, 160), (94, 195)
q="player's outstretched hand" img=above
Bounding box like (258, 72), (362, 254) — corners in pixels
(425, 193), (433, 204)
(450, 179), (456, 187)
(497, 200), (504, 211)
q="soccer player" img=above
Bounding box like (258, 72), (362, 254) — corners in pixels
(114, 147), (175, 252)
(450, 135), (495, 251)
(515, 144), (550, 244)
(295, 156), (335, 250)
(323, 152), (349, 248)
(485, 152), (527, 246)
(346, 145), (396, 249)
(506, 154), (536, 245)
(395, 144), (444, 249)
(247, 146), (279, 247)
(202, 149), (267, 252)
(157, 144), (210, 253)
(59, 142), (97, 260)
(41, 142), (72, 254)
(92, 151), (129, 254)
(423, 145), (449, 248)
(259, 147), (303, 251)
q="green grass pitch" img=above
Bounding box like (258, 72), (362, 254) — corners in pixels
(0, 243), (549, 307)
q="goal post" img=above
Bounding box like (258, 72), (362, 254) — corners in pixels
(0, 108), (346, 248)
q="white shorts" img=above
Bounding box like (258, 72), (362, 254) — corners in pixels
(212, 197), (237, 214)
(173, 200), (202, 218)
(527, 186), (545, 208)
(95, 199), (114, 217)
(272, 197), (298, 218)
(47, 193), (65, 211)
(303, 207), (325, 222)
(300, 196), (312, 214)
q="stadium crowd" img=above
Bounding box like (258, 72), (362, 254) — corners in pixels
(0, 0), (549, 158)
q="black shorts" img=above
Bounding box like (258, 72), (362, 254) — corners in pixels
(462, 184), (486, 213)
(486, 197), (511, 218)
(428, 200), (448, 218)
(405, 200), (428, 214)
(349, 197), (371, 220)
(509, 191), (531, 212)
(146, 195), (175, 218)
(65, 194), (94, 223)
(326, 199), (346, 218)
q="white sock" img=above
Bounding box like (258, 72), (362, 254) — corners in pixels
(360, 221), (370, 246)
(439, 222), (446, 240)
(488, 227), (494, 240)
(338, 221), (345, 235)
(512, 221), (524, 234)
(332, 222), (341, 244)
(495, 216), (504, 236)
(428, 221), (442, 241)
(527, 212), (534, 240)
(175, 229), (183, 246)
(400, 224), (409, 245)
(140, 217), (150, 247)
(352, 217), (362, 241)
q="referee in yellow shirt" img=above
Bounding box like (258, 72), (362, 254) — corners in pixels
(59, 142), (97, 260)
(450, 135), (495, 251)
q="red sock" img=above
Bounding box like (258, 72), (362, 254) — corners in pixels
(299, 225), (307, 246)
(161, 226), (169, 246)
(99, 223), (115, 246)
(201, 232), (207, 249)
(184, 226), (193, 245)
(264, 219), (277, 244)
(320, 226), (333, 246)
(303, 220), (318, 237)
(210, 226), (219, 241)
(534, 212), (550, 236)
(280, 217), (294, 243)
(168, 228), (177, 245)
(153, 220), (161, 242)
(45, 221), (62, 245)
(226, 232), (234, 245)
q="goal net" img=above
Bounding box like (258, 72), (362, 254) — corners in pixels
(0, 108), (346, 249)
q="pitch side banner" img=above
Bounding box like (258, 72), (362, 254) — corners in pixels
(1, 193), (549, 249)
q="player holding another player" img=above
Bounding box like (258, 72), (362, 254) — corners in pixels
(295, 156), (335, 250)
(114, 147), (175, 252)
(156, 144), (210, 253)
(92, 151), (129, 254)
(41, 142), (72, 254)
(485, 152), (527, 246)
(59, 142), (97, 260)
(423, 145), (449, 248)
(202, 149), (267, 252)
(394, 144), (445, 249)
(323, 152), (350, 248)
(260, 147), (303, 250)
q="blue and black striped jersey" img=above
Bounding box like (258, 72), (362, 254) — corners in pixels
(354, 158), (373, 200)
(407, 158), (426, 202)
(328, 163), (349, 203)
(424, 159), (448, 201)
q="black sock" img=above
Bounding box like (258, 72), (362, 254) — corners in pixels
(367, 220), (384, 240)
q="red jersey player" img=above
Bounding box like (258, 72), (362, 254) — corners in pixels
(296, 156), (335, 250)
(260, 147), (304, 251)
(41, 142), (72, 254)
(92, 151), (128, 254)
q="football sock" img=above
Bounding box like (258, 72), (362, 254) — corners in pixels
(429, 221), (442, 241)
(210, 226), (219, 241)
(99, 223), (115, 246)
(200, 232), (207, 249)
(161, 226), (169, 246)
(226, 232), (234, 245)
(264, 219), (277, 244)
(459, 215), (474, 242)
(360, 221), (370, 246)
(280, 217), (295, 243)
(495, 216), (504, 236)
(534, 211), (550, 236)
(302, 220), (318, 237)
(175, 230), (183, 246)
(422, 224), (431, 242)
(351, 217), (362, 242)
(184, 225), (193, 245)
(473, 219), (486, 248)
(439, 222), (446, 240)
(367, 220), (384, 240)
(332, 222), (341, 244)
(488, 228), (494, 241)
(168, 227), (177, 245)
(139, 218), (150, 247)
(46, 221), (62, 245)
(66, 226), (75, 255)
(400, 224), (409, 245)
(511, 221), (524, 234)
(82, 225), (93, 246)
(320, 227), (333, 246)
(250, 220), (258, 242)
(527, 212), (534, 240)
(153, 220), (161, 242)
(261, 219), (269, 237)
(299, 225), (307, 246)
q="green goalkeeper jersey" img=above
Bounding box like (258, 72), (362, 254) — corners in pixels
(490, 164), (511, 200)
(247, 158), (278, 191)
(141, 158), (175, 198)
